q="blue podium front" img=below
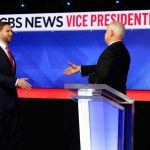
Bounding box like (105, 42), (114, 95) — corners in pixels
(65, 84), (134, 150)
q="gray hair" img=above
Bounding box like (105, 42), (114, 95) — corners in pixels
(108, 21), (125, 38)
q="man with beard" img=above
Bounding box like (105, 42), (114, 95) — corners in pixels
(0, 22), (32, 150)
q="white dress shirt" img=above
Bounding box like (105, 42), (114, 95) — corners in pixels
(0, 41), (18, 86)
(0, 41), (10, 57)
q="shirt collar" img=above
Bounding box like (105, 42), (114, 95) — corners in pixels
(108, 40), (122, 46)
(0, 41), (7, 50)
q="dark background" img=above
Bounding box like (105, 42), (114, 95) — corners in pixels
(0, 0), (150, 14)
(18, 99), (80, 150)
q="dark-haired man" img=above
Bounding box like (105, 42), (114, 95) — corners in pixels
(0, 22), (32, 150)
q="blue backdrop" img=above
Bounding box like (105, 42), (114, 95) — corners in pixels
(9, 29), (150, 89)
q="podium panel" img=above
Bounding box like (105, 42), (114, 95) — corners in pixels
(65, 84), (134, 150)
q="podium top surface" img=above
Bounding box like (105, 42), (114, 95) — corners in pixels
(64, 84), (134, 104)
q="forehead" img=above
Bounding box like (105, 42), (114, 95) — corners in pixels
(1, 25), (12, 31)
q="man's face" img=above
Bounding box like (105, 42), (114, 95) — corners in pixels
(0, 25), (13, 44)
(104, 27), (111, 44)
(104, 28), (108, 43)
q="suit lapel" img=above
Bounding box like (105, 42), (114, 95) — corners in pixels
(0, 46), (16, 73)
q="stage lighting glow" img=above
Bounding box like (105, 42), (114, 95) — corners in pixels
(66, 2), (71, 6)
(115, 0), (120, 4)
(21, 3), (26, 8)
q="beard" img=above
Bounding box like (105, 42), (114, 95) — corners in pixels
(6, 36), (12, 43)
(2, 36), (12, 44)
(0, 32), (12, 44)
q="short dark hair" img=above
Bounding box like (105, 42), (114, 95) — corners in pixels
(0, 22), (11, 31)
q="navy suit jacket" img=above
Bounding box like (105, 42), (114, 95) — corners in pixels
(0, 46), (18, 109)
(81, 41), (130, 94)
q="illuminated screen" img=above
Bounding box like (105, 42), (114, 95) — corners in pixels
(9, 29), (150, 89)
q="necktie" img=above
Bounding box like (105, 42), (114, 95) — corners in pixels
(5, 47), (15, 74)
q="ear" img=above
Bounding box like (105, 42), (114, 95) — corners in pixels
(109, 29), (113, 37)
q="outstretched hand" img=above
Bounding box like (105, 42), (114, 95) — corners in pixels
(17, 78), (32, 90)
(64, 62), (81, 75)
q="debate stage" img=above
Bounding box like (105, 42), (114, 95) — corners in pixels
(17, 88), (150, 150)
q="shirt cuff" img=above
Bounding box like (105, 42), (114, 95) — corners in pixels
(15, 79), (18, 86)
(80, 66), (81, 72)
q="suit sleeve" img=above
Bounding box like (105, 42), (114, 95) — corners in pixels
(0, 73), (17, 89)
(96, 55), (118, 83)
(81, 65), (96, 76)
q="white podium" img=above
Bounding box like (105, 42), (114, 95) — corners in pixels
(65, 84), (134, 150)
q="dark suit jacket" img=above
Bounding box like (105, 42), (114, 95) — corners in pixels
(81, 41), (130, 94)
(0, 46), (18, 109)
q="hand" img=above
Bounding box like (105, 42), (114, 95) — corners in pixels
(17, 78), (32, 90)
(64, 62), (81, 75)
